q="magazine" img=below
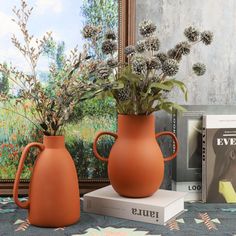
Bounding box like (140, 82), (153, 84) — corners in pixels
(202, 115), (236, 203)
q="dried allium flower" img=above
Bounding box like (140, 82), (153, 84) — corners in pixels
(116, 87), (130, 101)
(201, 31), (213, 45)
(192, 63), (206, 76)
(82, 25), (99, 39)
(97, 63), (111, 79)
(167, 48), (182, 62)
(175, 41), (191, 55)
(107, 58), (118, 68)
(124, 45), (135, 56)
(139, 19), (157, 37)
(131, 55), (147, 75)
(147, 57), (162, 70)
(105, 30), (117, 40)
(154, 52), (168, 64)
(102, 40), (117, 55)
(135, 40), (146, 53)
(145, 37), (160, 51)
(184, 26), (200, 42)
(162, 59), (179, 76)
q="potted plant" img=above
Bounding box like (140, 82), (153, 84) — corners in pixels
(0, 0), (100, 227)
(92, 20), (213, 197)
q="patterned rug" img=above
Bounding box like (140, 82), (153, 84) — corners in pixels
(1, 197), (236, 236)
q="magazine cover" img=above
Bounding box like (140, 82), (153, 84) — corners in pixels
(172, 105), (236, 201)
(202, 115), (236, 203)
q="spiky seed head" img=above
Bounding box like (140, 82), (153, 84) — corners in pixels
(162, 59), (179, 76)
(102, 40), (117, 55)
(167, 48), (182, 62)
(139, 19), (157, 37)
(145, 37), (160, 51)
(131, 55), (147, 75)
(192, 63), (206, 76)
(82, 25), (100, 39)
(154, 52), (168, 64)
(201, 31), (213, 45)
(116, 87), (130, 101)
(175, 41), (191, 55)
(184, 26), (200, 42)
(135, 40), (146, 53)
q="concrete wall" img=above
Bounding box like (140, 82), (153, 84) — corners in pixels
(136, 0), (236, 189)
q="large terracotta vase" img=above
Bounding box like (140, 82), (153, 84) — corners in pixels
(13, 136), (80, 227)
(93, 114), (178, 197)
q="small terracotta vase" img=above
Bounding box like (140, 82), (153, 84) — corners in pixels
(13, 136), (80, 227)
(93, 114), (178, 197)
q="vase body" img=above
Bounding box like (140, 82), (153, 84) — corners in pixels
(13, 136), (80, 227)
(93, 114), (178, 198)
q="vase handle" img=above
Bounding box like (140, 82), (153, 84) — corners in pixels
(155, 131), (178, 162)
(93, 132), (118, 162)
(13, 142), (45, 209)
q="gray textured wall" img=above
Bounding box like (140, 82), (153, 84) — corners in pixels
(136, 0), (236, 189)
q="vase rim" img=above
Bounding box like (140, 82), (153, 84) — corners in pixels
(118, 113), (154, 117)
(117, 113), (155, 136)
(43, 135), (65, 148)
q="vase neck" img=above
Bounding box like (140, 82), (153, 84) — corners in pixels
(117, 114), (155, 138)
(43, 136), (65, 148)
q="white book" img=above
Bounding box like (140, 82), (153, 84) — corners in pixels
(83, 185), (186, 225)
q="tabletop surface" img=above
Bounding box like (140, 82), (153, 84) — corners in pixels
(0, 197), (236, 236)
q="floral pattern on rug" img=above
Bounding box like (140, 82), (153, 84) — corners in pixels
(1, 198), (236, 235)
(72, 227), (161, 236)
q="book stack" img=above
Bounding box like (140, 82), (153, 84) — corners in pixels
(172, 105), (236, 202)
(83, 185), (186, 225)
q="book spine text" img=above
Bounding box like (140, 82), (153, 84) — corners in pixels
(202, 116), (207, 202)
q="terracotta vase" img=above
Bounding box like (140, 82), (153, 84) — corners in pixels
(13, 136), (80, 227)
(93, 114), (178, 197)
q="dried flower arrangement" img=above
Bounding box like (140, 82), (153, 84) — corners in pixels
(0, 0), (99, 136)
(86, 20), (213, 115)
